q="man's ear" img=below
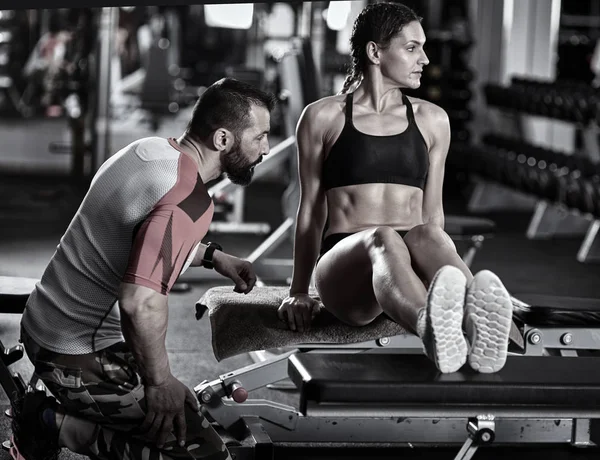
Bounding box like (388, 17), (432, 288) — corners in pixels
(366, 41), (381, 65)
(212, 128), (233, 151)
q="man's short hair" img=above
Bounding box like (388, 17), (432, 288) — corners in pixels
(186, 77), (277, 142)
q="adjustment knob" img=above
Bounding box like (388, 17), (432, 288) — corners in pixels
(230, 381), (248, 403)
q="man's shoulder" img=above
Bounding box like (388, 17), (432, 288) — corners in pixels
(133, 137), (181, 162)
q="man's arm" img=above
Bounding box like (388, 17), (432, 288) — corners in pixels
(118, 281), (198, 449)
(118, 283), (170, 385)
(421, 103), (451, 228)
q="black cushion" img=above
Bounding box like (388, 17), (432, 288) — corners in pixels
(289, 354), (600, 413)
(513, 294), (600, 326)
(444, 215), (496, 236)
(0, 276), (37, 314)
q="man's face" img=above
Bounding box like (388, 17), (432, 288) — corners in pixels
(222, 104), (271, 186)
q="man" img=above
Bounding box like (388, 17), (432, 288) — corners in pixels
(11, 77), (276, 460)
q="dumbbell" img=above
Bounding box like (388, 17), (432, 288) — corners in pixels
(480, 146), (502, 181)
(537, 167), (561, 203)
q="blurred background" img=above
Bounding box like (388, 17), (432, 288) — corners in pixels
(1, 0), (600, 327)
(2, 2), (600, 458)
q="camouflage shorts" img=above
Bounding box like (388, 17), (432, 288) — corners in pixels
(21, 327), (230, 460)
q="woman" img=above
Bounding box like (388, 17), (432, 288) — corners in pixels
(278, 2), (513, 374)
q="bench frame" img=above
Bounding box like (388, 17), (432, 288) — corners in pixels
(196, 308), (600, 459)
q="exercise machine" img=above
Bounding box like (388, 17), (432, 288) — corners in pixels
(3, 276), (600, 458)
(192, 287), (600, 459)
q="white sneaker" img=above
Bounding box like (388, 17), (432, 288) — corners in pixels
(464, 270), (513, 373)
(419, 265), (468, 373)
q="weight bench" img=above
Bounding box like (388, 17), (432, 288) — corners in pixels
(195, 287), (600, 458)
(3, 280), (600, 457)
(280, 354), (600, 459)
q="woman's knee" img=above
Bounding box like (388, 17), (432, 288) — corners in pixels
(404, 223), (455, 251)
(365, 226), (411, 259)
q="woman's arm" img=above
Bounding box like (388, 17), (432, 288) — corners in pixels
(421, 104), (451, 228)
(289, 103), (329, 295)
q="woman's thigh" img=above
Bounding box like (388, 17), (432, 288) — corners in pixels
(314, 230), (383, 326)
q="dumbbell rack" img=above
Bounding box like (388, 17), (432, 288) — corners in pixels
(467, 77), (600, 263)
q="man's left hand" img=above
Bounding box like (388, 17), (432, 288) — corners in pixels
(212, 252), (257, 294)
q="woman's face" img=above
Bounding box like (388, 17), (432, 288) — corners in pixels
(376, 20), (429, 89)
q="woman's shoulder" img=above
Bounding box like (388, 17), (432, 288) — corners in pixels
(406, 95), (449, 125)
(300, 94), (347, 128)
(306, 93), (346, 115)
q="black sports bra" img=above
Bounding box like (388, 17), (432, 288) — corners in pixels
(322, 92), (429, 191)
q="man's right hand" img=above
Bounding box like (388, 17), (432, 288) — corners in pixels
(141, 374), (199, 448)
(278, 293), (322, 332)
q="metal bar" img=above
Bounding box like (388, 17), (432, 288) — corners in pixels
(305, 403), (600, 419)
(577, 220), (600, 263)
(256, 416), (574, 444)
(246, 218), (295, 264)
(572, 419), (593, 447)
(454, 436), (478, 460)
(217, 349), (297, 393)
(93, 7), (118, 172)
(524, 326), (600, 351)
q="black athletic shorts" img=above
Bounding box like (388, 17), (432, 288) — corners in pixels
(317, 229), (410, 265)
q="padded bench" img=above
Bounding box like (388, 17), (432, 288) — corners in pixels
(282, 353), (600, 458)
(289, 353), (600, 416)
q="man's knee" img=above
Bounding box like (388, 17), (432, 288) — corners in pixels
(404, 223), (454, 251)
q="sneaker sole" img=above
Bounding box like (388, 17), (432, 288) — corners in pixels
(465, 270), (513, 373)
(424, 266), (468, 373)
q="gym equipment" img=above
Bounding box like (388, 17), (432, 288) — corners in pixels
(202, 38), (314, 242)
(0, 276), (36, 453)
(193, 287), (600, 459)
(4, 276), (600, 458)
(450, 93), (600, 263)
(484, 79), (600, 126)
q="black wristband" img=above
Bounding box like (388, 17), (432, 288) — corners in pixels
(202, 242), (223, 269)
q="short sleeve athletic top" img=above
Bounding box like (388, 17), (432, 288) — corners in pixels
(22, 137), (214, 355)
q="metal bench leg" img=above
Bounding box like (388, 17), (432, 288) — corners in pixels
(455, 415), (496, 460)
(461, 235), (485, 268)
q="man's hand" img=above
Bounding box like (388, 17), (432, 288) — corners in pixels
(140, 374), (199, 448)
(278, 293), (322, 332)
(212, 251), (257, 294)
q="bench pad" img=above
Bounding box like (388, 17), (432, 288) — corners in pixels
(289, 354), (600, 411)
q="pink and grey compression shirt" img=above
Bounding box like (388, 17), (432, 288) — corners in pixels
(22, 137), (214, 355)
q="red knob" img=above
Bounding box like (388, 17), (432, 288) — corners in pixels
(230, 382), (248, 403)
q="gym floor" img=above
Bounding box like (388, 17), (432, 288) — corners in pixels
(1, 173), (599, 459)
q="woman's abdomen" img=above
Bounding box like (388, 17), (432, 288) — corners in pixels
(325, 183), (424, 236)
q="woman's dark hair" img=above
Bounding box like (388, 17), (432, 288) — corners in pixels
(187, 77), (277, 142)
(340, 2), (422, 94)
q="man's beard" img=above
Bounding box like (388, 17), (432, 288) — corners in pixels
(222, 138), (260, 186)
